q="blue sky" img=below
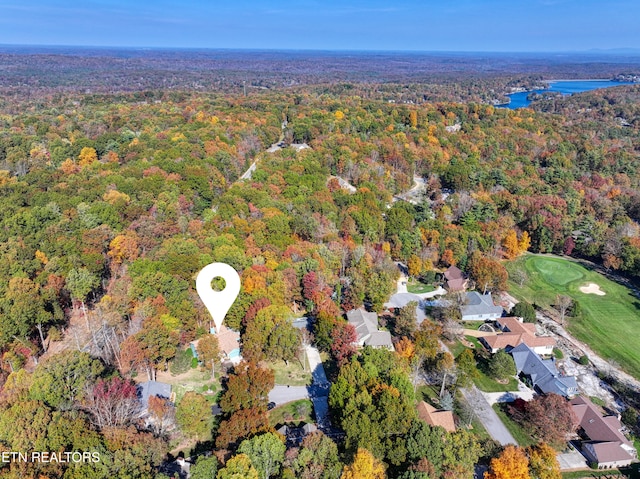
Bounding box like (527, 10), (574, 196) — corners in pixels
(0, 0), (638, 52)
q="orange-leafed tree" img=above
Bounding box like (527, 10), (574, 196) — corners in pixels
(395, 337), (415, 362)
(196, 334), (220, 380)
(503, 230), (520, 259)
(108, 233), (139, 265)
(485, 445), (529, 479)
(340, 448), (385, 479)
(518, 231), (531, 254)
(527, 442), (561, 479)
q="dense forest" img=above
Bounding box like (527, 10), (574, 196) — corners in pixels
(0, 48), (639, 478)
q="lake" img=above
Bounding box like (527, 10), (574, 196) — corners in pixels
(500, 79), (635, 109)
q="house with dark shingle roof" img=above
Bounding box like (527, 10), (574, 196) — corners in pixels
(510, 343), (578, 397)
(460, 291), (503, 321)
(138, 381), (172, 410)
(571, 396), (637, 469)
(346, 309), (394, 350)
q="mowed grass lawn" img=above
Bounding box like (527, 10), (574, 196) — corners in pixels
(507, 254), (640, 379)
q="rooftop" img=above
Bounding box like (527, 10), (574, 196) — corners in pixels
(510, 343), (577, 397)
(570, 395), (636, 464)
(416, 401), (456, 432)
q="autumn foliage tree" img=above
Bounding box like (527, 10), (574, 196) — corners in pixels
(468, 251), (508, 292)
(523, 393), (578, 448)
(527, 442), (562, 479)
(216, 361), (275, 449)
(340, 448), (385, 479)
(330, 321), (358, 367)
(485, 445), (529, 479)
(196, 333), (220, 379)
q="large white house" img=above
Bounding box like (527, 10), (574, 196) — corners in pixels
(460, 292), (503, 321)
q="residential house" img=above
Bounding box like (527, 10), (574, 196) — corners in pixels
(443, 265), (468, 292)
(460, 291), (504, 321)
(510, 343), (578, 397)
(346, 308), (394, 350)
(138, 381), (172, 411)
(416, 401), (456, 433)
(384, 292), (427, 324)
(480, 317), (555, 355)
(570, 396), (637, 469)
(191, 324), (242, 364)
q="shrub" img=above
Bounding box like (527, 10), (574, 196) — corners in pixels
(510, 301), (536, 323)
(170, 347), (194, 375)
(578, 355), (589, 366)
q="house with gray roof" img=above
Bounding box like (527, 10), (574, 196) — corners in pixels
(384, 292), (427, 324)
(571, 396), (637, 469)
(346, 309), (394, 350)
(138, 381), (172, 410)
(510, 343), (578, 397)
(460, 291), (504, 321)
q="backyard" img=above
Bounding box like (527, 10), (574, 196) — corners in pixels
(407, 279), (436, 294)
(507, 254), (640, 380)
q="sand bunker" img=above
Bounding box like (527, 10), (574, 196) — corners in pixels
(579, 283), (605, 296)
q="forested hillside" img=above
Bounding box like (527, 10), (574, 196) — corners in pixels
(0, 83), (639, 477)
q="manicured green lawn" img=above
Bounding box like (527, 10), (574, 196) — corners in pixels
(507, 254), (640, 380)
(562, 466), (640, 479)
(492, 403), (536, 447)
(407, 280), (435, 294)
(271, 359), (312, 386)
(448, 339), (520, 393)
(269, 399), (314, 426)
(475, 372), (519, 393)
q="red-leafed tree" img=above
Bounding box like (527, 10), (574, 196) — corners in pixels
(215, 407), (271, 450)
(302, 272), (322, 301)
(244, 297), (272, 326)
(330, 322), (358, 367)
(523, 393), (578, 448)
(220, 362), (274, 414)
(83, 377), (140, 428)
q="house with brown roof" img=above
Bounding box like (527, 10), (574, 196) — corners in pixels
(570, 396), (637, 469)
(443, 265), (468, 292)
(191, 324), (242, 364)
(416, 401), (456, 433)
(480, 317), (555, 355)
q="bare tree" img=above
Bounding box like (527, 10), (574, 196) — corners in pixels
(511, 267), (528, 287)
(555, 295), (573, 325)
(83, 377), (141, 428)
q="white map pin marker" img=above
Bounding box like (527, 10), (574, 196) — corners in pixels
(196, 262), (241, 333)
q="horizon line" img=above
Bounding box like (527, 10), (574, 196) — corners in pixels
(1, 42), (640, 56)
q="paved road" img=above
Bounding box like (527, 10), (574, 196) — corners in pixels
(268, 345), (331, 427)
(269, 385), (309, 404)
(461, 386), (517, 446)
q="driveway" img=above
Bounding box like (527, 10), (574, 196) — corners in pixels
(268, 385), (309, 405)
(268, 345), (332, 426)
(481, 382), (535, 405)
(461, 386), (517, 446)
(556, 448), (588, 471)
